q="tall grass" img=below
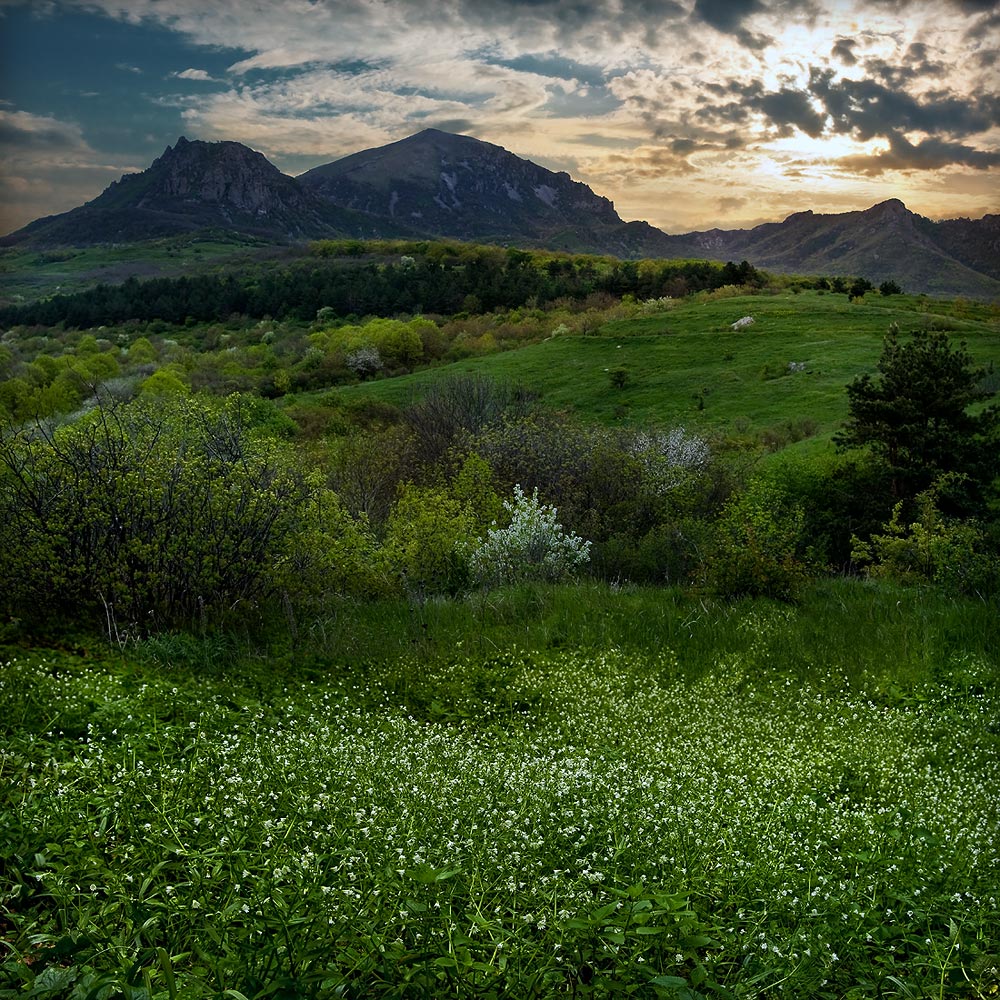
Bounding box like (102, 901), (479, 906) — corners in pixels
(1, 580), (998, 998)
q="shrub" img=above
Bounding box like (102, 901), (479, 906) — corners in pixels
(469, 485), (591, 587)
(382, 484), (479, 596)
(851, 475), (999, 598)
(703, 476), (814, 599)
(0, 393), (316, 633)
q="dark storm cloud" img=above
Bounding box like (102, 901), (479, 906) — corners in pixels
(434, 0), (613, 38)
(832, 37), (857, 65)
(602, 144), (701, 176)
(690, 0), (765, 33)
(694, 79), (825, 136)
(963, 8), (1000, 38)
(756, 88), (826, 137)
(837, 131), (1000, 175)
(735, 28), (774, 50)
(863, 42), (947, 85)
(808, 67), (1000, 140)
(488, 52), (607, 87)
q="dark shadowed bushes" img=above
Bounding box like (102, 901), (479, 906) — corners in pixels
(0, 393), (318, 633)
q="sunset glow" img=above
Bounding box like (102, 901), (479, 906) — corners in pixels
(0, 0), (997, 236)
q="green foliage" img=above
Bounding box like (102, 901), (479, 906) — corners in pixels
(847, 276), (874, 300)
(852, 474), (999, 598)
(449, 451), (503, 535)
(704, 475), (814, 599)
(382, 482), (480, 596)
(275, 486), (389, 608)
(609, 365), (631, 389)
(836, 328), (999, 509)
(2, 586), (998, 998)
(0, 393), (316, 632)
(138, 365), (189, 396)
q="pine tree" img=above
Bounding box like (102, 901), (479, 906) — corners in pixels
(835, 328), (998, 511)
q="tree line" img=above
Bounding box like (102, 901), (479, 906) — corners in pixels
(0, 244), (764, 329)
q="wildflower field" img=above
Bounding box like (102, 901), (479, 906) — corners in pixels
(2, 582), (998, 998)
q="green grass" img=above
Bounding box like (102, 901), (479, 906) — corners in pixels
(316, 291), (1000, 444)
(0, 235), (293, 305)
(2, 580), (998, 998)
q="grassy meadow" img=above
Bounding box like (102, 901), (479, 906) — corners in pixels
(2, 581), (999, 999)
(316, 290), (1000, 446)
(0, 236), (288, 307)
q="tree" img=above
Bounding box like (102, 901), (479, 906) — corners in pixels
(847, 277), (874, 301)
(835, 328), (998, 510)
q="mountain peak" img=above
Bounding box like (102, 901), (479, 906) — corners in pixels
(868, 198), (908, 215)
(298, 128), (624, 241)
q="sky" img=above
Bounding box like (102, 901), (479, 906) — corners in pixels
(0, 0), (998, 237)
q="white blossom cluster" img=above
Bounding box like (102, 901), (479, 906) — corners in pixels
(345, 344), (383, 377)
(469, 485), (591, 586)
(628, 426), (711, 495)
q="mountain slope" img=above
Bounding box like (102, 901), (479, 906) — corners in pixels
(2, 130), (997, 298)
(682, 199), (1000, 299)
(299, 128), (685, 257)
(1, 137), (418, 247)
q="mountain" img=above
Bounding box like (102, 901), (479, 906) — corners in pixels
(299, 128), (682, 257)
(0, 137), (418, 247)
(297, 131), (999, 297)
(679, 199), (1000, 299)
(3, 130), (997, 298)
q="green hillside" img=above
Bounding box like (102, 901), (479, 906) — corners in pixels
(310, 290), (1000, 445)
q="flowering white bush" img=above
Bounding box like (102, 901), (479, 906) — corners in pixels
(346, 344), (383, 378)
(469, 485), (590, 586)
(628, 427), (711, 495)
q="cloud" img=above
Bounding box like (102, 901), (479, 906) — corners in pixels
(174, 68), (220, 82)
(691, 0), (765, 33)
(1, 0), (997, 233)
(831, 37), (857, 65)
(756, 88), (826, 137)
(115, 62), (142, 74)
(0, 108), (139, 233)
(835, 131), (1000, 175)
(717, 195), (748, 212)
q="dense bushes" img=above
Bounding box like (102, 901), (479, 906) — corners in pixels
(0, 394), (319, 632)
(2, 331), (996, 638)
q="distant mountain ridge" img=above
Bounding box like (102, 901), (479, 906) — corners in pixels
(297, 128), (673, 257)
(4, 130), (998, 298)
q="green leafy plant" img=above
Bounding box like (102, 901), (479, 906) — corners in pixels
(852, 474), (999, 598)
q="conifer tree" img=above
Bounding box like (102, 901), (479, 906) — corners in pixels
(835, 328), (998, 510)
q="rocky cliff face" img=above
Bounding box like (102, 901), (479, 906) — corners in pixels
(127, 137), (311, 219)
